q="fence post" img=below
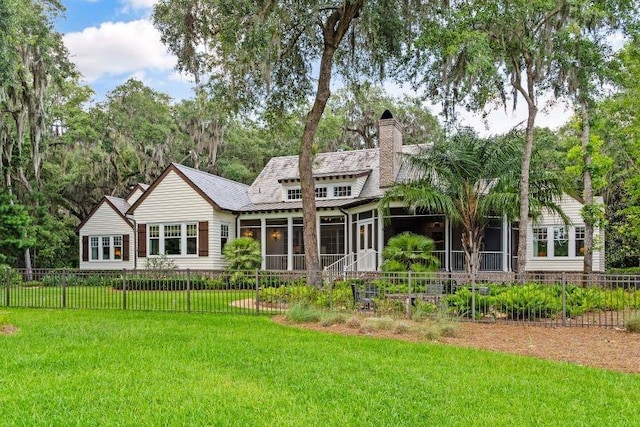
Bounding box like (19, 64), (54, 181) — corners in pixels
(561, 271), (567, 327)
(61, 269), (67, 309)
(255, 269), (260, 315)
(122, 269), (127, 310)
(329, 278), (333, 311)
(407, 272), (413, 318)
(5, 267), (10, 307)
(186, 269), (191, 313)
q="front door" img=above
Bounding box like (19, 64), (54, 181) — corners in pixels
(357, 220), (375, 271)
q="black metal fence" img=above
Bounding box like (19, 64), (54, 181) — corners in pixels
(2, 268), (639, 328)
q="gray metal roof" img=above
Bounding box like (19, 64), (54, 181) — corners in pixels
(245, 145), (427, 210)
(105, 196), (131, 215)
(248, 149), (381, 204)
(172, 163), (251, 211)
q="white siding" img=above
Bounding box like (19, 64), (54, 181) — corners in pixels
(126, 188), (145, 205)
(79, 203), (134, 270)
(133, 170), (233, 270)
(352, 175), (368, 197)
(526, 195), (605, 272)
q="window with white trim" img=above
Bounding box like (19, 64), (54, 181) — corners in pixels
(575, 226), (585, 257)
(315, 187), (327, 198)
(334, 185), (352, 197)
(148, 223), (198, 256)
(149, 225), (160, 255)
(220, 223), (229, 250)
(533, 227), (548, 257)
(287, 188), (302, 200)
(90, 235), (122, 261)
(553, 226), (569, 257)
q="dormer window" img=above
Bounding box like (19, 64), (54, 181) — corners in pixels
(287, 188), (302, 200)
(315, 187), (328, 198)
(334, 185), (352, 197)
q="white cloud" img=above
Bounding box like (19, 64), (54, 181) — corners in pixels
(119, 0), (157, 11)
(63, 19), (176, 83)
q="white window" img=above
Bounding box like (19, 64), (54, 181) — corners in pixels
(113, 235), (123, 260)
(553, 227), (569, 257)
(315, 187), (328, 198)
(533, 227), (548, 257)
(334, 185), (352, 197)
(287, 188), (302, 200)
(89, 236), (122, 261)
(575, 226), (585, 257)
(187, 224), (198, 255)
(90, 237), (99, 260)
(148, 223), (198, 256)
(220, 223), (229, 250)
(149, 225), (160, 255)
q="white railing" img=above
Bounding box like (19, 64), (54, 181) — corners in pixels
(433, 250), (446, 269)
(344, 249), (377, 272)
(480, 251), (503, 271)
(451, 251), (465, 271)
(450, 250), (504, 271)
(265, 255), (287, 270)
(266, 253), (347, 271)
(320, 254), (343, 268)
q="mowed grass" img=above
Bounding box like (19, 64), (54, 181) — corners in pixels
(2, 287), (257, 313)
(1, 309), (639, 426)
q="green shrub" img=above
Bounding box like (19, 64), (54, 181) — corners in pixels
(412, 300), (438, 321)
(443, 287), (493, 319)
(0, 266), (22, 286)
(492, 285), (558, 320)
(111, 276), (211, 290)
(223, 237), (261, 270)
(625, 317), (640, 333)
(285, 303), (322, 323)
(608, 267), (640, 275)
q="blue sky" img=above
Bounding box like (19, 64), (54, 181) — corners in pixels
(57, 0), (581, 135)
(58, 0), (194, 103)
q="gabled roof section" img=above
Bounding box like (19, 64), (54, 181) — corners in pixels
(127, 163), (251, 214)
(249, 149), (381, 204)
(75, 196), (133, 233)
(124, 183), (149, 203)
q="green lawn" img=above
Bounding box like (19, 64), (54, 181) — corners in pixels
(2, 287), (259, 313)
(1, 309), (638, 426)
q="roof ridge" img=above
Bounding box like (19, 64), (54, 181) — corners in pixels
(172, 162), (250, 188)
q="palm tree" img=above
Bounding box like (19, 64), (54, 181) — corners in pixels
(381, 129), (567, 281)
(381, 232), (440, 272)
(223, 237), (262, 271)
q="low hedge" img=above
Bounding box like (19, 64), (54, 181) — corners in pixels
(112, 277), (212, 291)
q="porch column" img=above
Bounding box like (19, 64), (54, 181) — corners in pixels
(316, 212), (321, 265)
(502, 215), (509, 272)
(287, 217), (293, 271)
(344, 212), (350, 257)
(445, 217), (450, 272)
(377, 208), (384, 269)
(260, 218), (266, 270)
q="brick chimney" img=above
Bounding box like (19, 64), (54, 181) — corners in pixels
(378, 109), (404, 188)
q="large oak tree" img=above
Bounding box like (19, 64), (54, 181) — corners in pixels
(153, 1), (428, 283)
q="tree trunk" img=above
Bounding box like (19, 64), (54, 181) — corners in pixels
(580, 101), (593, 274)
(516, 101), (537, 280)
(300, 2), (362, 286)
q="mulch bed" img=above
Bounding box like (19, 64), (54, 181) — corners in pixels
(273, 317), (640, 374)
